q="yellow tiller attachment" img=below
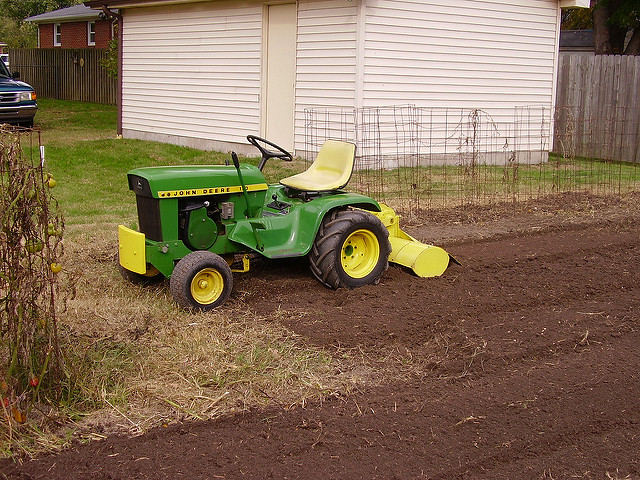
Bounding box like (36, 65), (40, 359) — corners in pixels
(372, 204), (457, 278)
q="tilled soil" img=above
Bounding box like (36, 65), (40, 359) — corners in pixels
(3, 194), (639, 479)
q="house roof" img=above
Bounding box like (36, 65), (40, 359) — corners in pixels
(85, 0), (589, 7)
(84, 0), (197, 7)
(25, 4), (104, 23)
(559, 30), (594, 51)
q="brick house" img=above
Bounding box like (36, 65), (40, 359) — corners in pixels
(25, 4), (116, 49)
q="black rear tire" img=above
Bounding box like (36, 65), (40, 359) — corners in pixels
(170, 251), (233, 311)
(309, 209), (390, 289)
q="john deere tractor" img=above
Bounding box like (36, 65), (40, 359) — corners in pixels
(118, 135), (453, 310)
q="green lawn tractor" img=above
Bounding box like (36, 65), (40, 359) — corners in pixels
(118, 135), (455, 311)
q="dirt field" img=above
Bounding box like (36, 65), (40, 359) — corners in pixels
(2, 193), (639, 480)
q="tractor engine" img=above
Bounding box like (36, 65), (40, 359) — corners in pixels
(177, 196), (225, 250)
(126, 164), (268, 253)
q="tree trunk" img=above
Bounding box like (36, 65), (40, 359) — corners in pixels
(591, 0), (628, 54)
(592, 0), (612, 53)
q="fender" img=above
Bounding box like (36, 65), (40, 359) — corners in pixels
(228, 193), (381, 258)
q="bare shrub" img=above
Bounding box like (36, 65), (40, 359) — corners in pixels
(0, 127), (65, 442)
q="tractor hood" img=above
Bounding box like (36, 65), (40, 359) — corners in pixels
(127, 164), (268, 199)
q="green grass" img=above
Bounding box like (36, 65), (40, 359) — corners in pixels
(33, 98), (640, 222)
(351, 153), (639, 213)
(34, 99), (303, 224)
(34, 99), (228, 225)
(33, 99), (304, 226)
(36, 99), (118, 137)
(43, 139), (228, 224)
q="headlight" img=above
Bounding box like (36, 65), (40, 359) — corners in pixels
(19, 92), (36, 101)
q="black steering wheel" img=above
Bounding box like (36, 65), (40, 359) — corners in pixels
(246, 135), (293, 171)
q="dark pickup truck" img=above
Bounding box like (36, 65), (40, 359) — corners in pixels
(0, 60), (37, 128)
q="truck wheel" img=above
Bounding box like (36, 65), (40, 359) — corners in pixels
(170, 251), (233, 311)
(117, 253), (164, 286)
(309, 209), (391, 289)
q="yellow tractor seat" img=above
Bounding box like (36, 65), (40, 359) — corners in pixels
(280, 140), (356, 193)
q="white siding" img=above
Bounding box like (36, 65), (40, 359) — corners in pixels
(121, 1), (262, 147)
(118, 0), (561, 158)
(295, 0), (359, 146)
(362, 0), (559, 113)
(296, 0), (358, 106)
(296, 0), (560, 157)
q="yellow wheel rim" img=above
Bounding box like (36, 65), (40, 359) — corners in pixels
(190, 268), (225, 305)
(341, 229), (380, 279)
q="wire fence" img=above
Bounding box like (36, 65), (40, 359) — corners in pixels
(303, 105), (640, 217)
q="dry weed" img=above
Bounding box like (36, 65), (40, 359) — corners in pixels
(53, 226), (345, 438)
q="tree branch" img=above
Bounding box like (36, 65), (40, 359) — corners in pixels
(624, 28), (640, 54)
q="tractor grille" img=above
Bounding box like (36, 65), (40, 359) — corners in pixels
(136, 195), (162, 242)
(128, 174), (152, 197)
(0, 92), (20, 104)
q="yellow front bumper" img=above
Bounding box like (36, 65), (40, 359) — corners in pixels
(118, 225), (147, 274)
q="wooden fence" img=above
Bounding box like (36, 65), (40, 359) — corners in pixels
(8, 48), (116, 105)
(554, 54), (640, 163)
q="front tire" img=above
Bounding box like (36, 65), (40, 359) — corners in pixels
(309, 209), (391, 289)
(170, 251), (233, 311)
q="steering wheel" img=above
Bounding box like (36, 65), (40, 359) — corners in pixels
(246, 135), (293, 171)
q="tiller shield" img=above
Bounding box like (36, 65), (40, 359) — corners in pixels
(372, 204), (458, 277)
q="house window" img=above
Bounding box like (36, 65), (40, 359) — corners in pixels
(88, 21), (96, 46)
(54, 23), (61, 46)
